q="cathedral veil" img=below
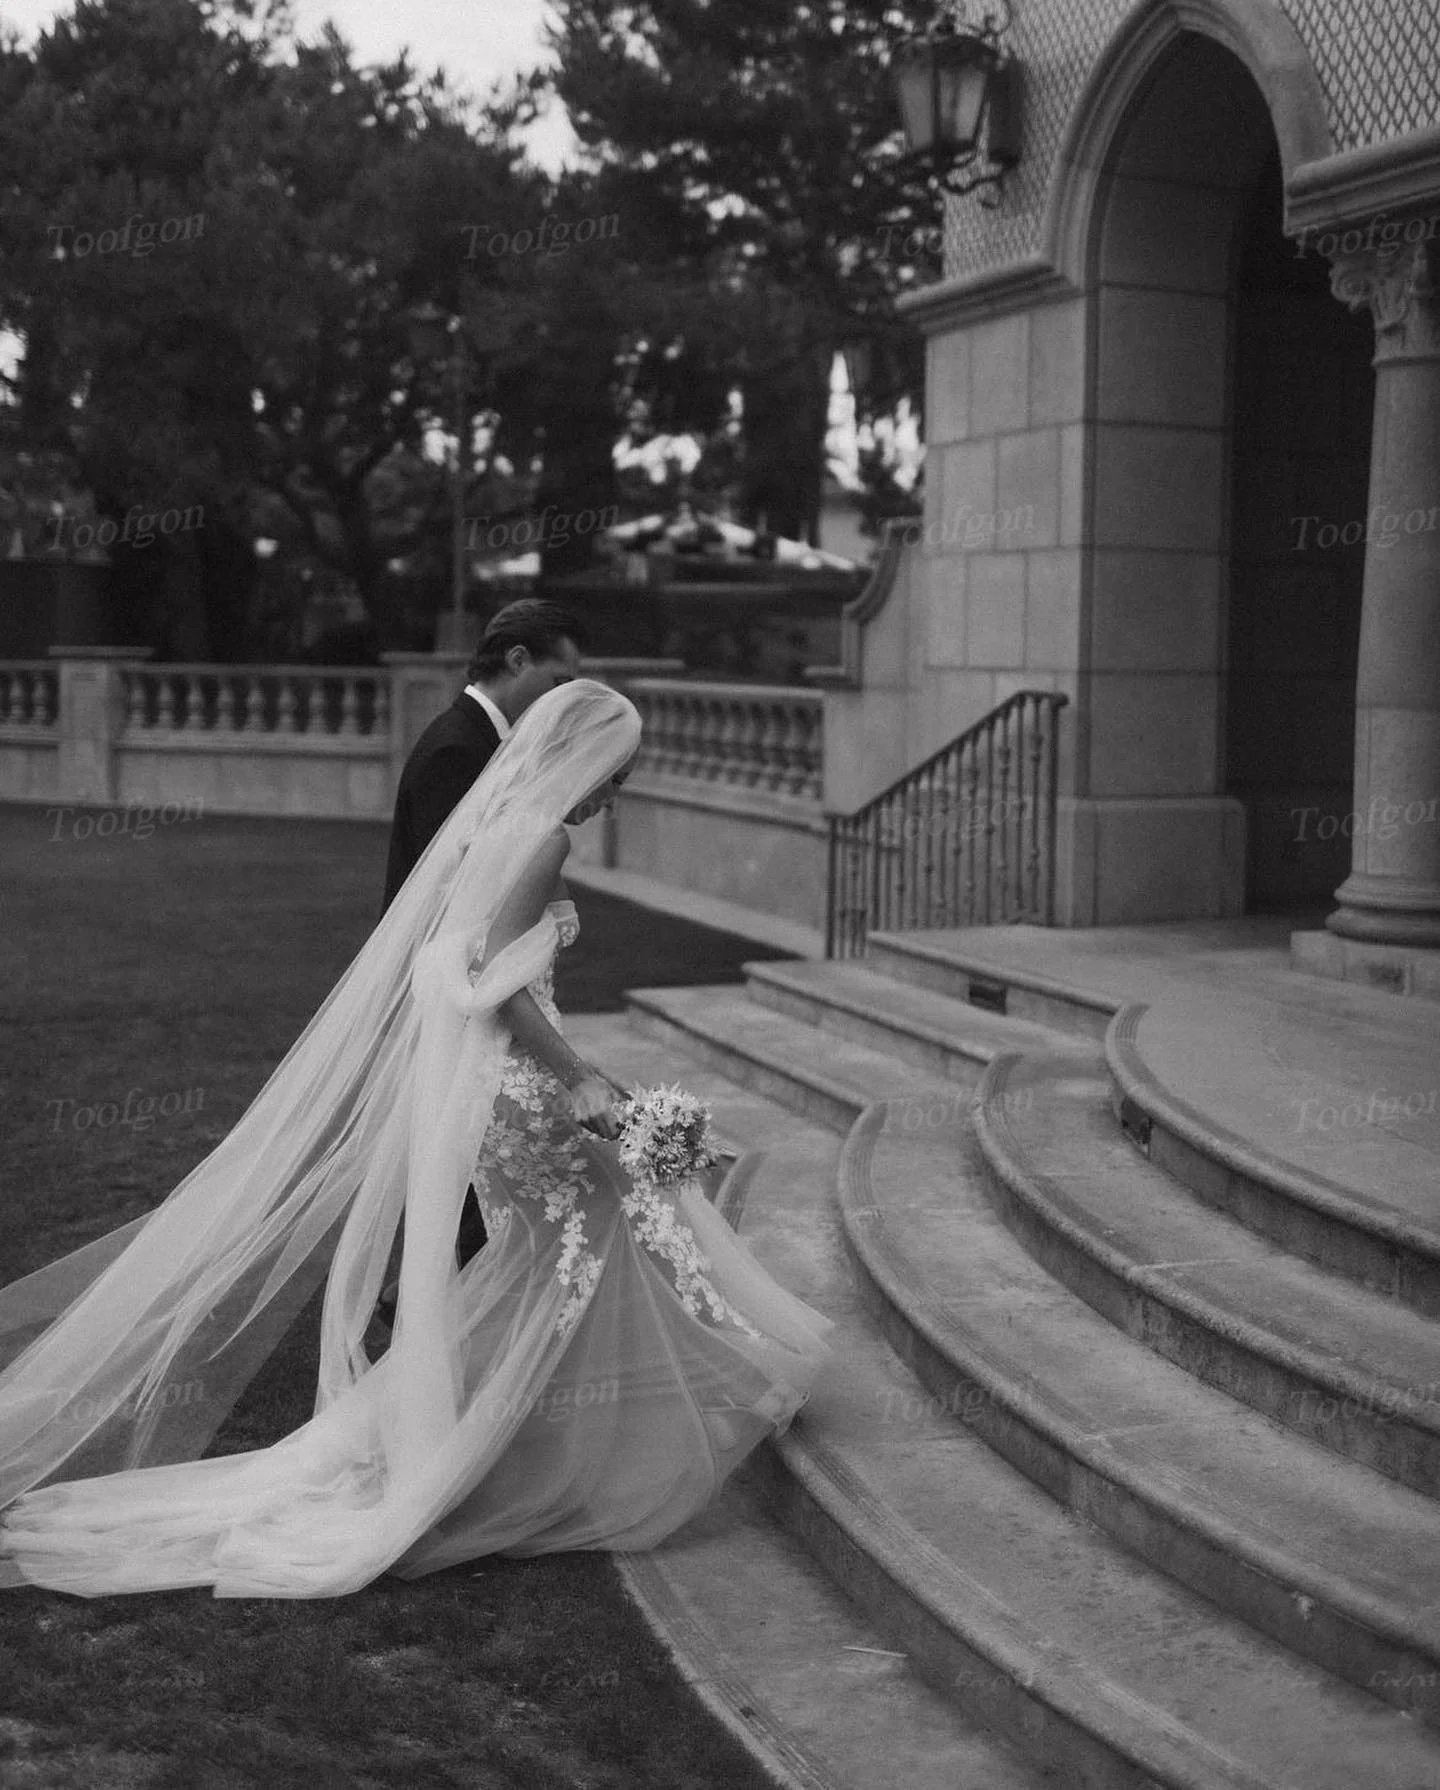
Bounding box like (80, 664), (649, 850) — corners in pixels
(0, 679), (642, 1588)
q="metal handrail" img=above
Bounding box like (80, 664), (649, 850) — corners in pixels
(824, 690), (1068, 958)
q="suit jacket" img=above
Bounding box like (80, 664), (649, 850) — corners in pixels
(382, 693), (502, 912)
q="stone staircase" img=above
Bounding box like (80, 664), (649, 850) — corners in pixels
(567, 929), (1440, 1790)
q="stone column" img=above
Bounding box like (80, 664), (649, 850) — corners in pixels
(46, 645), (149, 806)
(1325, 237), (1440, 945)
(379, 650), (468, 797)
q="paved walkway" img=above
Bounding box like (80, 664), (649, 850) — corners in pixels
(555, 878), (795, 1012)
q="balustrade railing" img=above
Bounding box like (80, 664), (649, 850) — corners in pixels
(119, 664), (391, 739)
(826, 690), (1068, 957)
(625, 678), (823, 802)
(0, 659), (829, 829)
(0, 663), (59, 730)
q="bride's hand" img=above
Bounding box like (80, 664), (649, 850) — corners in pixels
(568, 1073), (622, 1140)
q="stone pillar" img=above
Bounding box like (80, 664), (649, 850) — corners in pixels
(379, 651), (468, 796)
(46, 645), (149, 805)
(1325, 237), (1440, 945)
(434, 610), (481, 656)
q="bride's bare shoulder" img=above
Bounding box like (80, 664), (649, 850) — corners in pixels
(543, 828), (571, 904)
(534, 826), (570, 883)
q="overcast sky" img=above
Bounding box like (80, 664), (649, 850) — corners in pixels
(0, 0), (578, 169)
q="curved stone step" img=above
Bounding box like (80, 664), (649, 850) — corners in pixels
(974, 1048), (1440, 1497)
(865, 930), (1118, 1041)
(612, 1148), (1053, 1790)
(740, 957), (1082, 1084)
(590, 1001), (1440, 1779)
(624, 984), (955, 1134)
(1108, 1002), (1440, 1318)
(732, 1113), (1440, 1788)
(572, 1014), (1060, 1788)
(619, 1470), (1047, 1790)
(835, 1091), (1440, 1725)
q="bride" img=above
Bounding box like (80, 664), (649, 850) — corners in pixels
(0, 679), (832, 1598)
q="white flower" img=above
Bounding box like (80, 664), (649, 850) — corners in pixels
(616, 1085), (721, 1192)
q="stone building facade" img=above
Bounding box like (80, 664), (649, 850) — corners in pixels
(836, 0), (1439, 978)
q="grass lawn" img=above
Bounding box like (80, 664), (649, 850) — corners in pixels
(0, 804), (790, 1790)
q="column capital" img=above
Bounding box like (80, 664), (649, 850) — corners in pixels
(1329, 238), (1440, 360)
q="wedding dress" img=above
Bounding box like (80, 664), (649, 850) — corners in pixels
(0, 682), (832, 1598)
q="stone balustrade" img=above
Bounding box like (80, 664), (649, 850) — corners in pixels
(119, 663), (391, 739)
(0, 654), (830, 928)
(0, 662), (59, 732)
(0, 661), (826, 795)
(625, 678), (824, 803)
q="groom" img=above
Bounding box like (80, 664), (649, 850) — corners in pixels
(381, 598), (588, 1288)
(382, 598), (587, 914)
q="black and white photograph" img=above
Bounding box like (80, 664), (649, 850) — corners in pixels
(0, 0), (1438, 1785)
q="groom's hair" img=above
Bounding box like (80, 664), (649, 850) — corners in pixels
(468, 600), (589, 681)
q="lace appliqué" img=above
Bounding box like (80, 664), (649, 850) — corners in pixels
(621, 1178), (762, 1341)
(480, 1096), (601, 1341)
(556, 1209), (603, 1338)
(474, 903), (601, 1340)
(474, 902), (755, 1344)
(474, 1195), (512, 1238)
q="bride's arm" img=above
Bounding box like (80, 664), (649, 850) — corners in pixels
(482, 829), (624, 1138)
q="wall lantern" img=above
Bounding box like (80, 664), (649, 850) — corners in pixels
(893, 1), (1022, 208)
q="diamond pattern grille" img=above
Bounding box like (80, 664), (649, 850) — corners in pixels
(945, 0), (1440, 281)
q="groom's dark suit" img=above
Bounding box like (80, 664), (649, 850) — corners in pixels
(383, 690), (504, 1266)
(382, 692), (503, 914)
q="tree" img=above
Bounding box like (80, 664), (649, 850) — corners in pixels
(0, 0), (558, 655)
(494, 165), (696, 578)
(540, 0), (937, 543)
(0, 0), (292, 654)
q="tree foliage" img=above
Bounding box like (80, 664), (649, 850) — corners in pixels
(540, 0), (939, 542)
(0, 0), (947, 655)
(0, 0), (556, 653)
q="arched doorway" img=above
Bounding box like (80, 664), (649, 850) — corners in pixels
(1042, 9), (1362, 922)
(1224, 147), (1373, 911)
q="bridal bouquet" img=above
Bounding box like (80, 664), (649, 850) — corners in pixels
(615, 1084), (721, 1192)
(613, 1087), (758, 1333)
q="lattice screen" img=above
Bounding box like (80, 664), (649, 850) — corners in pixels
(945, 0), (1440, 281)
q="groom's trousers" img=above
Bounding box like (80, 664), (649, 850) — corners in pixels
(456, 1185), (488, 1267)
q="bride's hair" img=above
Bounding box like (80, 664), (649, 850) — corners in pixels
(0, 678), (642, 1525)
